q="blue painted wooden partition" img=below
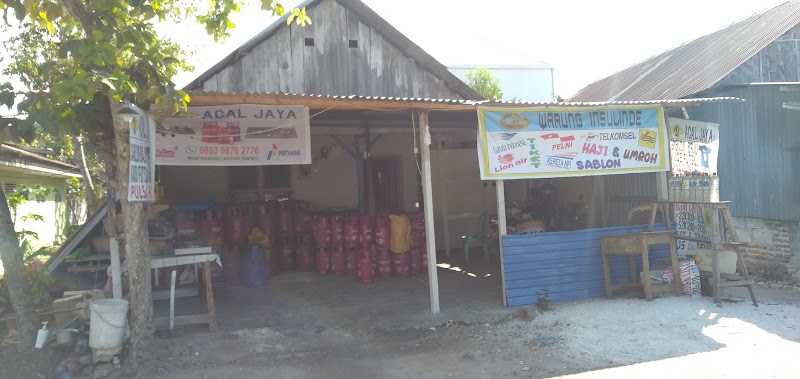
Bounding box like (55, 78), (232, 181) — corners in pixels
(502, 225), (671, 307)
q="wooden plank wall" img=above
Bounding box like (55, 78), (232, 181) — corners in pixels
(502, 225), (672, 307)
(202, 0), (460, 99)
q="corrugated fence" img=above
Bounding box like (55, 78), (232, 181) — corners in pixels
(503, 225), (671, 307)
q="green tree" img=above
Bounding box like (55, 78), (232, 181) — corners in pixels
(0, 0), (308, 349)
(465, 68), (503, 101)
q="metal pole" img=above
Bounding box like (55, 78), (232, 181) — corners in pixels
(419, 111), (440, 314)
(495, 180), (508, 306)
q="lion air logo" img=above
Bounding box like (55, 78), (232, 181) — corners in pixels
(497, 154), (514, 164)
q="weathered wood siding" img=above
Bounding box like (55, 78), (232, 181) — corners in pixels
(203, 0), (461, 99)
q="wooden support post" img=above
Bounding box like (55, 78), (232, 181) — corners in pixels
(496, 180), (508, 306)
(203, 261), (217, 331)
(110, 238), (123, 299)
(419, 111), (440, 314)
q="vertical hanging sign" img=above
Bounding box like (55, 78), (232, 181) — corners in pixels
(128, 109), (156, 202)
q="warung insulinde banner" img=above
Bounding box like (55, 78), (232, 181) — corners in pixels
(156, 105), (311, 166)
(476, 105), (670, 179)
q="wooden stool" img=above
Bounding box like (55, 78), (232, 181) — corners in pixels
(601, 231), (683, 301)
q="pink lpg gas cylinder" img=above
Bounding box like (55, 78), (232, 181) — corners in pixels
(199, 210), (224, 249)
(330, 213), (345, 248)
(296, 236), (314, 271)
(279, 238), (295, 271)
(374, 216), (390, 250)
(276, 200), (294, 240)
(312, 213), (331, 247)
(377, 248), (392, 279)
(392, 252), (410, 278)
(331, 246), (346, 276)
(315, 246), (330, 275)
(358, 251), (374, 284)
(421, 240), (428, 272)
(345, 248), (359, 275)
(255, 203), (275, 240)
(344, 212), (360, 248)
(225, 206), (247, 248)
(359, 215), (373, 248)
(226, 121), (242, 143)
(409, 247), (422, 274)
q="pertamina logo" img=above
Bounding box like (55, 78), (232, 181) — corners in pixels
(267, 144), (278, 160)
(638, 129), (656, 149)
(499, 113), (529, 130)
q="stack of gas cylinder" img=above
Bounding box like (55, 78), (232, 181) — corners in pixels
(174, 201), (427, 286)
(310, 210), (427, 284)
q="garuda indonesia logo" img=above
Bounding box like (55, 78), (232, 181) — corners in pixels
(499, 113), (529, 130)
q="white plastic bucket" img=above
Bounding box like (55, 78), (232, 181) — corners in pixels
(89, 299), (129, 355)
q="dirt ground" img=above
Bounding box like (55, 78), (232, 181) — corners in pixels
(136, 265), (800, 379)
(5, 260), (800, 379)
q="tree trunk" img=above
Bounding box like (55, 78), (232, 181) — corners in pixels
(110, 100), (154, 345)
(0, 189), (37, 345)
(72, 135), (97, 211)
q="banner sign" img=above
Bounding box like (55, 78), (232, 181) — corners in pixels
(129, 108), (156, 202)
(668, 118), (719, 174)
(477, 105), (670, 179)
(156, 105), (311, 166)
(674, 202), (714, 243)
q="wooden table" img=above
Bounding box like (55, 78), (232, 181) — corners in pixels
(649, 200), (757, 306)
(601, 231), (683, 301)
(150, 253), (220, 331)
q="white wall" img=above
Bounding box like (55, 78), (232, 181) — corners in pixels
(449, 66), (555, 102)
(0, 175), (68, 248)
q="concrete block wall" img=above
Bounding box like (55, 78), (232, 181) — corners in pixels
(732, 217), (798, 280)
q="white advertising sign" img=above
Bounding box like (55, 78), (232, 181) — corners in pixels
(156, 105), (311, 166)
(668, 118), (719, 174)
(128, 110), (156, 202)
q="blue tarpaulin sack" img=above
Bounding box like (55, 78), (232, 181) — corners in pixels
(239, 244), (270, 287)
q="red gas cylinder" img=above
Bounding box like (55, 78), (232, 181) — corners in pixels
(296, 238), (314, 271)
(409, 247), (422, 274)
(175, 211), (198, 236)
(344, 213), (360, 248)
(374, 216), (390, 250)
(331, 246), (346, 276)
(279, 241), (295, 271)
(392, 252), (410, 278)
(217, 123), (232, 144)
(345, 248), (359, 275)
(312, 213), (331, 247)
(226, 121), (242, 143)
(201, 121), (220, 143)
(200, 210), (224, 249)
(359, 215), (373, 247)
(225, 206), (247, 247)
(315, 246), (330, 275)
(377, 248), (392, 279)
(358, 252), (374, 284)
(407, 211), (425, 229)
(330, 213), (345, 248)
(412, 229), (426, 247)
(295, 208), (311, 235)
(277, 200), (294, 240)
(256, 203), (275, 240)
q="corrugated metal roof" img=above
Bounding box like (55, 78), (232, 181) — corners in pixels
(186, 90), (743, 110)
(181, 0), (483, 100)
(570, 1), (800, 102)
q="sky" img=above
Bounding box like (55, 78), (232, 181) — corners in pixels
(169, 0), (790, 99)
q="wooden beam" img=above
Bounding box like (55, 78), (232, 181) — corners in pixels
(419, 111), (440, 314)
(496, 180), (508, 307)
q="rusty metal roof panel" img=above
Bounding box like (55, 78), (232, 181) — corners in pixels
(570, 1), (800, 101)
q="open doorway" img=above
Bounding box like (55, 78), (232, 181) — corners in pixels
(367, 156), (404, 213)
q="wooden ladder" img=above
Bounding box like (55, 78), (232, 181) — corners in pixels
(649, 201), (758, 307)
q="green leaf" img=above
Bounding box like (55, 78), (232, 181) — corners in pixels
(92, 29), (104, 42)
